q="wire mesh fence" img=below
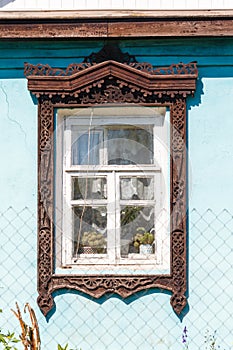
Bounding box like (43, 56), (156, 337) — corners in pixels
(0, 207), (233, 350)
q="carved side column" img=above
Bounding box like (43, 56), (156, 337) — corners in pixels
(170, 98), (187, 314)
(37, 100), (55, 316)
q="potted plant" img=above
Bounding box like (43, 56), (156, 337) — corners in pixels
(133, 227), (154, 254)
(80, 231), (106, 254)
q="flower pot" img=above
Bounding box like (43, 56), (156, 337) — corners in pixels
(79, 246), (94, 254)
(139, 244), (153, 255)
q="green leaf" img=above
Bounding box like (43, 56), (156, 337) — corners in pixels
(58, 344), (69, 350)
(0, 334), (7, 343)
(12, 339), (20, 343)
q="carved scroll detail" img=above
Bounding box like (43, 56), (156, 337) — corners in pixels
(24, 62), (92, 77)
(24, 61), (197, 78)
(37, 79), (194, 106)
(129, 61), (197, 75)
(25, 56), (197, 317)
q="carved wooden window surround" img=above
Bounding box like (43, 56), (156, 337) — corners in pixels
(25, 46), (198, 317)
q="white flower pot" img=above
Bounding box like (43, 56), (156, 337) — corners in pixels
(139, 244), (153, 255)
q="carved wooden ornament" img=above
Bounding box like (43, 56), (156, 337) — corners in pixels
(25, 49), (198, 317)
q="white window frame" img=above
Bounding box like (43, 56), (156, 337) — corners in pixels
(56, 106), (170, 271)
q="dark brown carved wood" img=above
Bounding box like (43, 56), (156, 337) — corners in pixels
(25, 53), (198, 317)
(1, 10), (233, 38)
(83, 43), (138, 64)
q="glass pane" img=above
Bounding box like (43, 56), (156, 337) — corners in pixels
(120, 205), (155, 257)
(72, 177), (107, 200)
(72, 129), (102, 165)
(73, 206), (107, 255)
(107, 125), (153, 165)
(120, 176), (154, 200)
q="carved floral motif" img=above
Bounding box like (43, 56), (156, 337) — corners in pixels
(25, 61), (197, 78)
(24, 62), (92, 77)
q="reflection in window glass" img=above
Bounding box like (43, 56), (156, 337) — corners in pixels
(72, 130), (102, 165)
(120, 176), (154, 200)
(73, 206), (107, 255)
(107, 126), (153, 165)
(71, 125), (154, 166)
(72, 177), (107, 200)
(120, 205), (155, 257)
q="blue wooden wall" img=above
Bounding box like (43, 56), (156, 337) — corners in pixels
(0, 38), (233, 349)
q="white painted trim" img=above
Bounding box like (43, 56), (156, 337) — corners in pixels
(56, 107), (170, 271)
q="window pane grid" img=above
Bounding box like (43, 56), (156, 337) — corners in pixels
(60, 111), (168, 268)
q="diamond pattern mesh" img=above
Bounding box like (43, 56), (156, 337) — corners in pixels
(0, 207), (232, 349)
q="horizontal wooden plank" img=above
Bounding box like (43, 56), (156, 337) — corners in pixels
(0, 22), (108, 38)
(2, 47), (233, 60)
(0, 38), (233, 56)
(107, 19), (233, 37)
(1, 11), (233, 38)
(2, 38), (233, 58)
(1, 10), (233, 20)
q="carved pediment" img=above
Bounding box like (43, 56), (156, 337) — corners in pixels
(25, 60), (197, 103)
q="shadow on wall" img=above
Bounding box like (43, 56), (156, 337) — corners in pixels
(0, 0), (15, 8)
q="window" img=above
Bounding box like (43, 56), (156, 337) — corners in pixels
(25, 53), (197, 316)
(56, 107), (170, 270)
